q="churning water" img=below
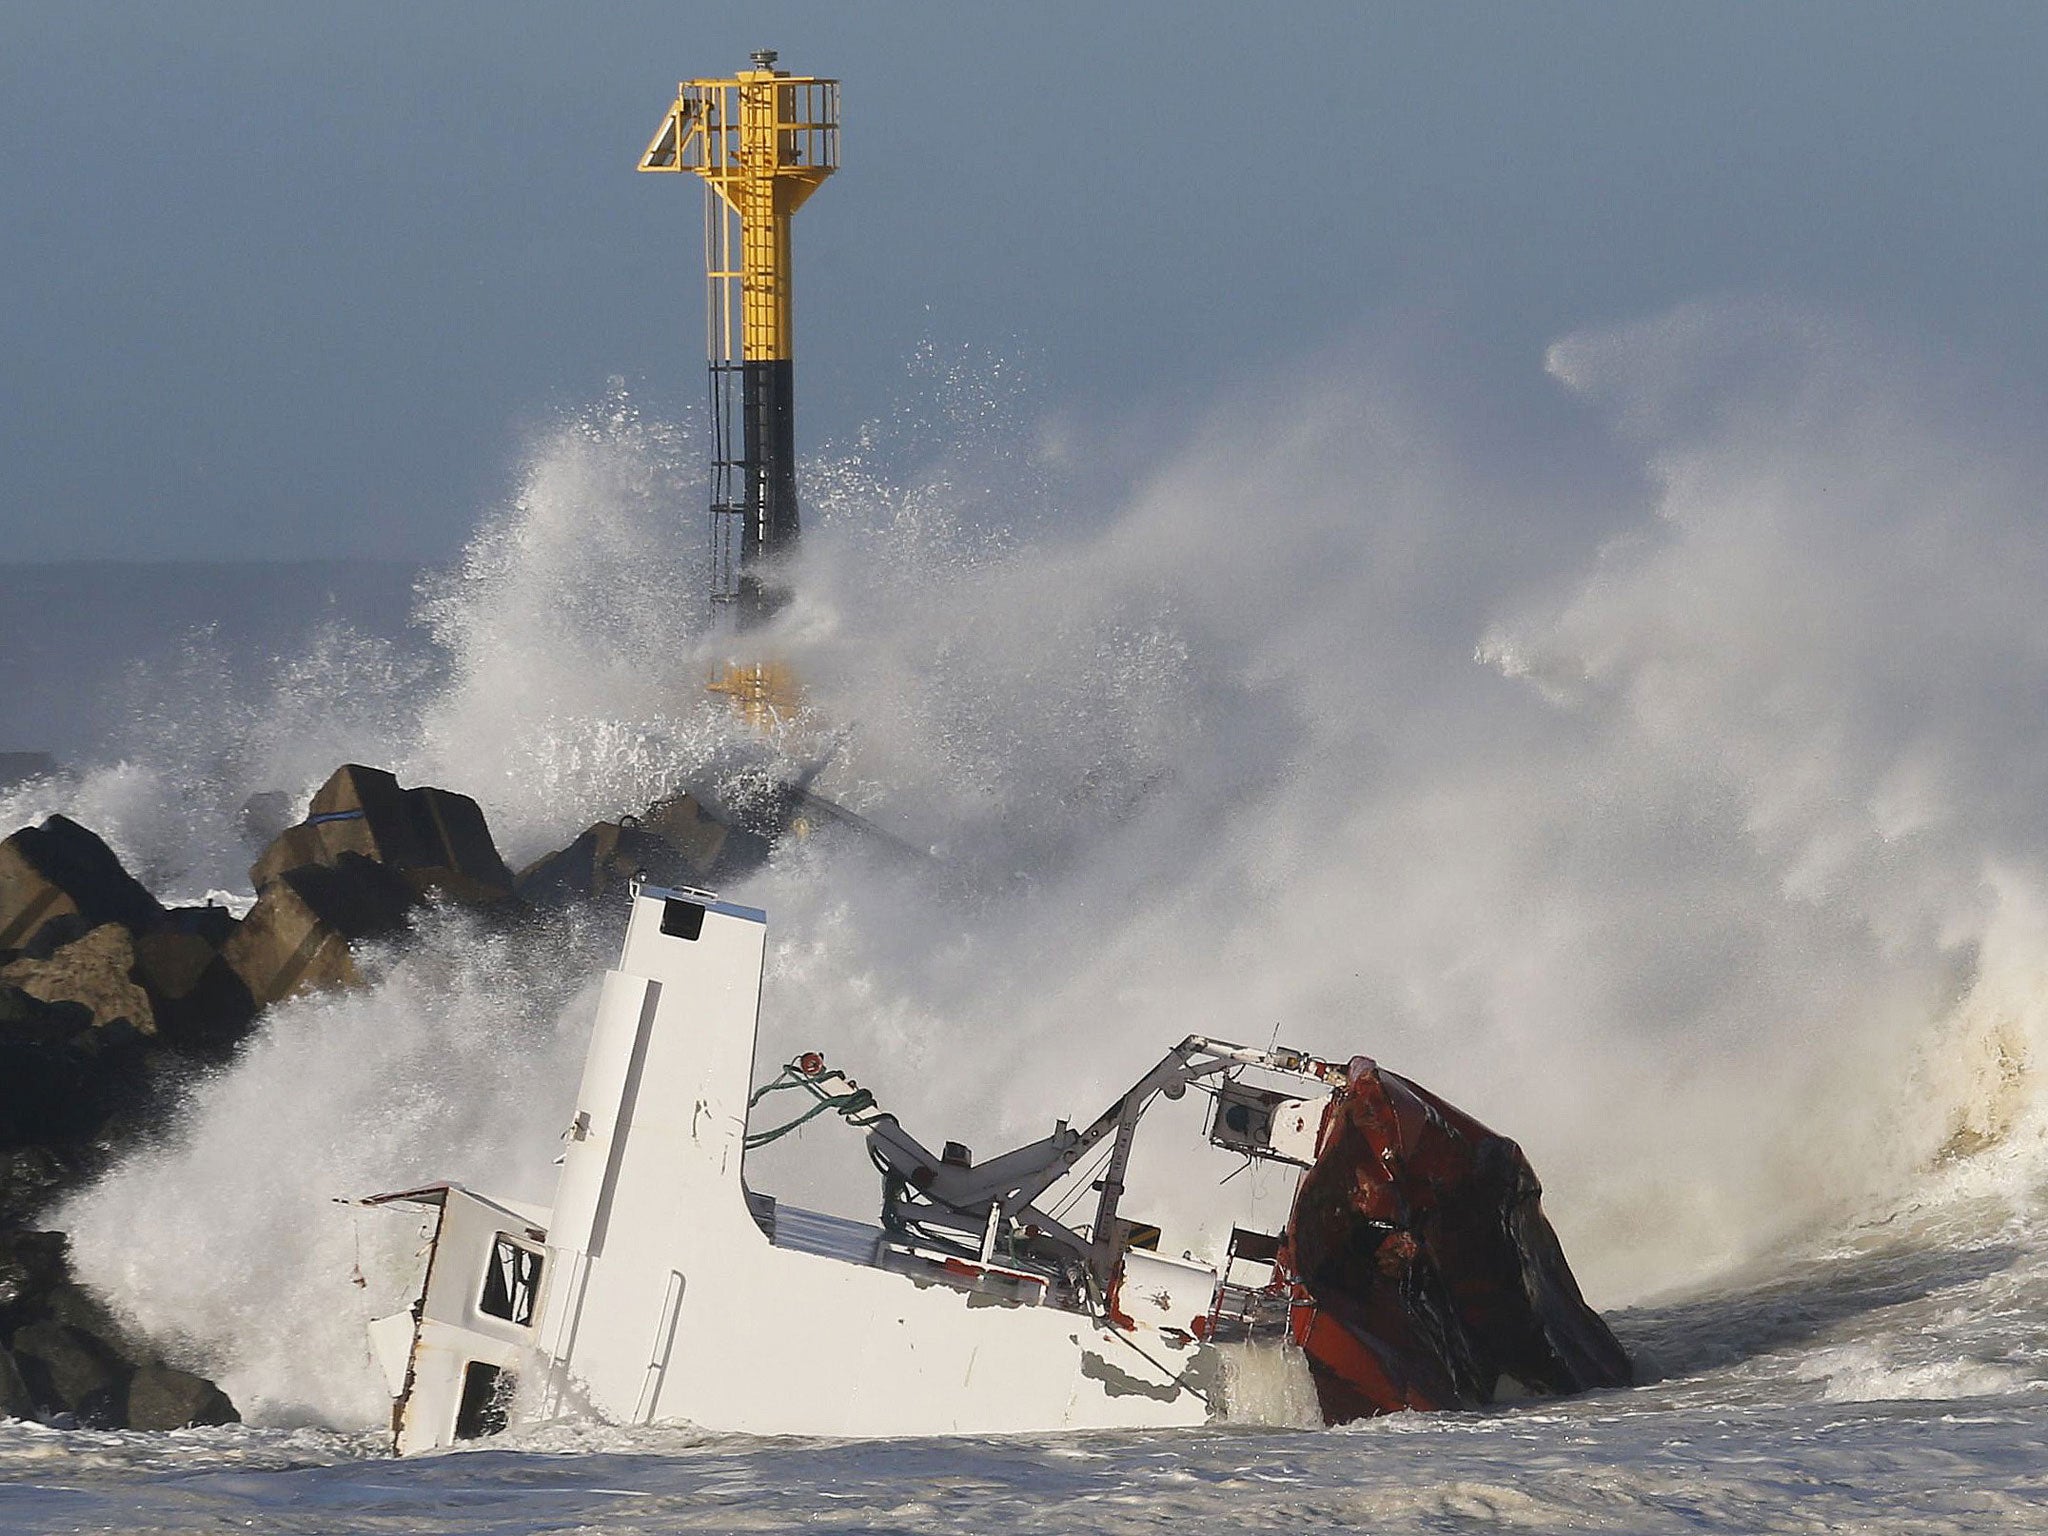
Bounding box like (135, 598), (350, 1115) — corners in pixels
(8, 301), (2048, 1531)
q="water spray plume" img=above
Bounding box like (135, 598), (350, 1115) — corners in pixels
(29, 297), (2048, 1430)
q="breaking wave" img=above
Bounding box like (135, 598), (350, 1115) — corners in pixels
(41, 298), (2048, 1427)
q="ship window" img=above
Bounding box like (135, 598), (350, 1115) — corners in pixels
(479, 1235), (542, 1326)
(454, 1360), (512, 1440)
(661, 898), (706, 940)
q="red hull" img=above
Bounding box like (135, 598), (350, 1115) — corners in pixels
(1279, 1057), (1632, 1420)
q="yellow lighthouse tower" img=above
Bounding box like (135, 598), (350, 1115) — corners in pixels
(639, 50), (839, 731)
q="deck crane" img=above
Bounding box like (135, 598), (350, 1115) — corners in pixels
(639, 50), (838, 732)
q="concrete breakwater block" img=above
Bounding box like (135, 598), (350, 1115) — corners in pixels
(0, 820), (256, 1221)
(135, 913), (258, 1056)
(222, 856), (416, 1007)
(0, 983), (157, 1227)
(250, 764), (514, 904)
(514, 792), (764, 908)
(514, 820), (673, 907)
(0, 816), (165, 956)
(0, 819), (257, 1063)
(227, 763), (524, 1010)
(0, 769), (531, 1430)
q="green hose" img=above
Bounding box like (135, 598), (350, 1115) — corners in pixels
(744, 1062), (885, 1149)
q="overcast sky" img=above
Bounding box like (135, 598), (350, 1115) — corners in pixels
(4, 3), (2044, 563)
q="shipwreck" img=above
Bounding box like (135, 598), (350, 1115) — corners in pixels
(363, 884), (1630, 1452)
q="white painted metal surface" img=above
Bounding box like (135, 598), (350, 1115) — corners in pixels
(1113, 1250), (1222, 1339)
(370, 887), (1333, 1452)
(367, 1185), (552, 1453)
(529, 892), (1210, 1440)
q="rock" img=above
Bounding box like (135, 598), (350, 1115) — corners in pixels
(0, 816), (165, 956)
(0, 919), (256, 1218)
(221, 855), (416, 1008)
(9, 1318), (126, 1426)
(0, 1231), (124, 1348)
(0, 924), (154, 1034)
(0, 1230), (238, 1429)
(0, 981), (86, 1036)
(250, 764), (514, 904)
(0, 987), (146, 1152)
(0, 1149), (71, 1228)
(0, 1347), (32, 1420)
(123, 1363), (238, 1429)
(0, 1229), (67, 1326)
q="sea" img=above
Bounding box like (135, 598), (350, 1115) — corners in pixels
(5, 304), (2048, 1532)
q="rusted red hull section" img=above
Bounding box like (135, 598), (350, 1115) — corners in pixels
(1279, 1056), (1632, 1421)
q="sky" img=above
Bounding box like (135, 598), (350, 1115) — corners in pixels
(3, 2), (2044, 563)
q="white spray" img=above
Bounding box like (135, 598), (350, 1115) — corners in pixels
(46, 299), (2048, 1426)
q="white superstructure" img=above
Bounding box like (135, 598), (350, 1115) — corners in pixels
(366, 885), (1340, 1452)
